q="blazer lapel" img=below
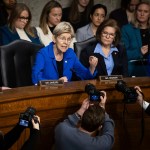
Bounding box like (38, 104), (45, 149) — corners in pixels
(94, 53), (108, 75)
(111, 51), (119, 74)
(48, 45), (58, 74)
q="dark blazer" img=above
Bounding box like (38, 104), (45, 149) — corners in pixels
(80, 41), (128, 78)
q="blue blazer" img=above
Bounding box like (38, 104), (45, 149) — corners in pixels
(0, 25), (41, 45)
(121, 23), (143, 61)
(32, 42), (96, 84)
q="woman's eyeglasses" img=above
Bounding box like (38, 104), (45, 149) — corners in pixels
(58, 36), (72, 44)
(102, 31), (115, 39)
(19, 16), (29, 22)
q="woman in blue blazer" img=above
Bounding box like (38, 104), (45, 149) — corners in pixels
(0, 3), (41, 46)
(32, 22), (98, 84)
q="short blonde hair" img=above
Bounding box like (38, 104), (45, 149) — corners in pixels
(53, 22), (75, 38)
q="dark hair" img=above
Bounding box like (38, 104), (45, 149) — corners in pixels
(96, 19), (121, 47)
(90, 4), (107, 17)
(121, 0), (131, 9)
(81, 105), (105, 132)
(39, 0), (62, 34)
(8, 3), (35, 37)
(121, 0), (141, 9)
(68, 0), (94, 24)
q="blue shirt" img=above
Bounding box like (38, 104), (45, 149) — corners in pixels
(94, 43), (118, 75)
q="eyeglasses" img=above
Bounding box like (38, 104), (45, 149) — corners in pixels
(57, 36), (72, 44)
(102, 31), (115, 38)
(19, 16), (29, 22)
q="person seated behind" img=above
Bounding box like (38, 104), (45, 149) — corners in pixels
(36, 0), (76, 49)
(76, 4), (107, 42)
(55, 90), (115, 150)
(109, 0), (140, 28)
(0, 115), (40, 150)
(62, 0), (94, 32)
(0, 0), (17, 27)
(32, 22), (98, 84)
(121, 1), (150, 77)
(0, 3), (41, 46)
(80, 19), (128, 78)
(135, 86), (150, 115)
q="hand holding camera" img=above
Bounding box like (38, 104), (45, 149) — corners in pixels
(134, 86), (144, 106)
(19, 107), (40, 128)
(85, 83), (104, 102)
(115, 80), (138, 103)
(32, 115), (40, 130)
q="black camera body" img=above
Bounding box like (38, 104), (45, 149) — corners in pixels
(19, 107), (36, 127)
(115, 80), (138, 103)
(85, 83), (104, 102)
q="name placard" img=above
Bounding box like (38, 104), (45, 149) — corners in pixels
(99, 75), (123, 83)
(39, 80), (64, 87)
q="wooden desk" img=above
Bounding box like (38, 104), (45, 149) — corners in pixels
(0, 77), (150, 150)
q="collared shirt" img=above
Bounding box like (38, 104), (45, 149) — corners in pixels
(94, 43), (118, 75)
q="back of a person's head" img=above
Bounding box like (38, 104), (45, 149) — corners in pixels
(121, 0), (141, 9)
(8, 3), (31, 31)
(53, 21), (74, 38)
(121, 0), (131, 9)
(96, 19), (121, 47)
(81, 105), (105, 132)
(39, 0), (62, 34)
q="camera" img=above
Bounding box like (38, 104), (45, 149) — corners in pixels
(85, 83), (104, 102)
(19, 107), (37, 127)
(115, 80), (138, 103)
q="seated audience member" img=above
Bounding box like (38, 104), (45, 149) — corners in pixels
(55, 91), (115, 150)
(62, 0), (94, 32)
(36, 0), (76, 48)
(0, 0), (17, 27)
(80, 19), (128, 78)
(135, 86), (150, 115)
(76, 4), (107, 42)
(121, 2), (150, 77)
(32, 22), (98, 84)
(109, 0), (140, 28)
(0, 115), (41, 150)
(0, 3), (41, 46)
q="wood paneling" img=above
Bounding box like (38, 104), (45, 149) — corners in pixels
(0, 77), (150, 150)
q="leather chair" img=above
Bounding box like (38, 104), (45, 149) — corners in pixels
(72, 37), (97, 81)
(0, 40), (43, 88)
(74, 37), (97, 59)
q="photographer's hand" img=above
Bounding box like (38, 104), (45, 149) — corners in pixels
(135, 86), (149, 110)
(76, 98), (90, 117)
(32, 115), (40, 130)
(135, 86), (144, 106)
(99, 91), (107, 109)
